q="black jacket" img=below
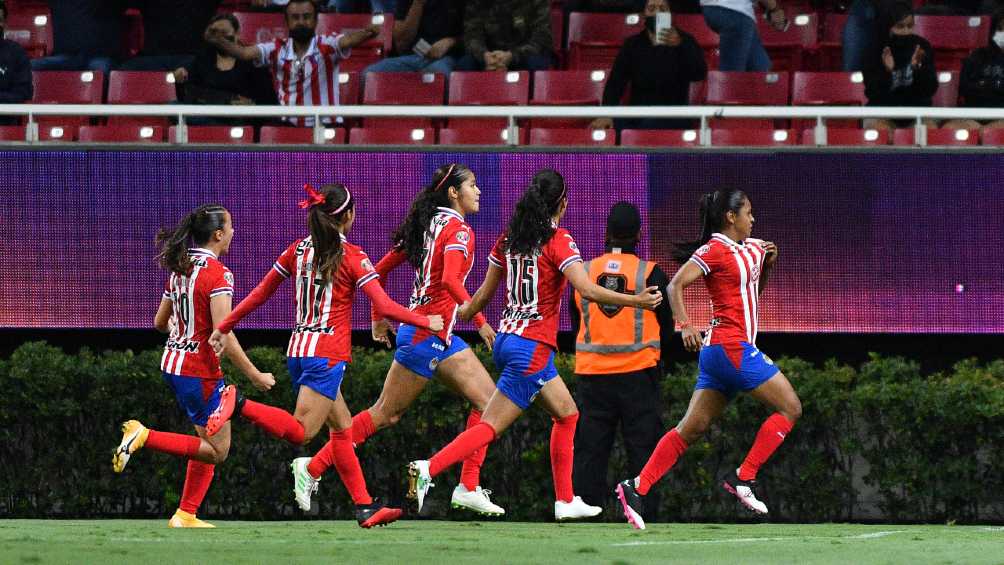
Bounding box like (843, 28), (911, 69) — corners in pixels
(959, 13), (1004, 108)
(602, 30), (707, 107)
(864, 34), (938, 106)
(0, 39), (33, 103)
(180, 48), (277, 105)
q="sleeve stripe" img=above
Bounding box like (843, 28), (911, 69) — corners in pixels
(356, 272), (380, 288)
(444, 244), (469, 256)
(559, 255), (583, 272)
(162, 291), (171, 299)
(209, 289), (234, 297)
(488, 255), (503, 267)
(272, 262), (290, 278)
(689, 256), (710, 275)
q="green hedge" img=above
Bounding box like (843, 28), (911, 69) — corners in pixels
(1, 342), (1002, 522)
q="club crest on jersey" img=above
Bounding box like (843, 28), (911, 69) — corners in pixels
(605, 260), (621, 272)
(360, 258), (374, 272)
(696, 244), (711, 256)
(456, 230), (469, 244)
(751, 265), (761, 279)
(569, 241), (579, 253)
(223, 272), (235, 286)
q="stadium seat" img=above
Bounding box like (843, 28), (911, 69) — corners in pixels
(800, 127), (889, 146)
(362, 72), (446, 128)
(0, 126), (27, 141)
(673, 14), (720, 69)
(711, 128), (796, 146)
(817, 13), (848, 71)
(348, 127), (435, 145)
(689, 80), (707, 105)
(566, 12), (643, 70)
(619, 128), (701, 147)
(438, 127), (526, 146)
(530, 70), (608, 128)
(932, 71), (960, 107)
(4, 8), (52, 57)
(529, 128), (616, 147)
(892, 127), (978, 146)
(913, 15), (989, 71)
(318, 13), (394, 72)
(338, 71), (361, 105)
(78, 125), (165, 143)
(107, 71), (178, 127)
(550, 6), (565, 68)
(169, 126), (255, 144)
(447, 71), (531, 128)
(259, 126), (346, 145)
(980, 128), (1004, 146)
(757, 12), (818, 73)
(32, 71), (104, 104)
(25, 124), (79, 142)
(706, 71), (791, 105)
(233, 12), (285, 45)
(791, 72), (866, 106)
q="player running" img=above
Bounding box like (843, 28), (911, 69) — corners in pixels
(407, 169), (663, 521)
(615, 188), (802, 530)
(112, 204), (274, 528)
(208, 183), (442, 528)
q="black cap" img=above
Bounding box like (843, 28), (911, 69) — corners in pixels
(607, 201), (641, 239)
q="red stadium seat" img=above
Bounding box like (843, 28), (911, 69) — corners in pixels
(338, 71), (361, 105)
(447, 71), (530, 128)
(892, 127), (978, 146)
(4, 9), (52, 57)
(438, 127), (526, 146)
(566, 12), (643, 70)
(32, 71), (104, 104)
(913, 15), (989, 71)
(673, 14), (720, 70)
(107, 71), (178, 127)
(932, 71), (960, 107)
(34, 124), (78, 141)
(233, 12), (285, 45)
(529, 127), (616, 147)
(619, 128), (701, 147)
(259, 126), (346, 144)
(78, 125), (165, 143)
(706, 71), (790, 105)
(318, 13), (394, 71)
(362, 72), (446, 128)
(817, 13), (848, 71)
(550, 7), (565, 68)
(530, 70), (607, 128)
(348, 127), (435, 145)
(0, 126), (27, 141)
(757, 12), (818, 73)
(711, 128), (796, 146)
(980, 128), (1004, 146)
(792, 71), (866, 105)
(800, 127), (889, 146)
(689, 80), (707, 105)
(169, 126), (255, 144)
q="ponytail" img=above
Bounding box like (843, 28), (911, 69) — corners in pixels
(672, 188), (746, 263)
(303, 183), (353, 282)
(391, 163), (472, 267)
(156, 204), (228, 275)
(505, 169), (567, 256)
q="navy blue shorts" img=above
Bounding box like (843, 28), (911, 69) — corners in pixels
(696, 342), (779, 399)
(394, 323), (469, 379)
(494, 333), (559, 410)
(162, 373), (225, 427)
(288, 357), (347, 401)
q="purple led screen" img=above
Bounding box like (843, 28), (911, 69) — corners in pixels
(0, 150), (1000, 333)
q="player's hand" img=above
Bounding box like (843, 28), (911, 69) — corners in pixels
(457, 301), (476, 322)
(372, 319), (394, 348)
(681, 325), (703, 352)
(209, 329), (227, 356)
(251, 371), (275, 392)
(478, 323), (496, 351)
(635, 286), (663, 310)
(761, 241), (778, 267)
(426, 314), (445, 332)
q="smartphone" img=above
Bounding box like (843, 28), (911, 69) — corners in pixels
(413, 38), (432, 57)
(655, 12), (672, 36)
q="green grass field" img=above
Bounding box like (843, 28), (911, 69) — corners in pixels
(1, 520), (1002, 564)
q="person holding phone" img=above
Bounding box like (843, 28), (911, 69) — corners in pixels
(701, 0), (787, 71)
(591, 0), (707, 131)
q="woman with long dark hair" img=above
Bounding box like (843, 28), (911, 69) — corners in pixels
(615, 188), (801, 530)
(208, 184), (442, 528)
(407, 169), (662, 521)
(112, 204), (273, 528)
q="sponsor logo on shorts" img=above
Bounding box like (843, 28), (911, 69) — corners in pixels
(429, 357), (440, 371)
(431, 342), (445, 351)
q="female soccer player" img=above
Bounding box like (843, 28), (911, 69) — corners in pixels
(318, 163), (505, 517)
(615, 188), (802, 530)
(208, 183), (442, 528)
(112, 204), (274, 528)
(407, 169), (663, 521)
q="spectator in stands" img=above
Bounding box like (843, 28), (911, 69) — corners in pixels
(863, 2), (939, 131)
(943, 9), (1004, 131)
(30, 0), (127, 75)
(0, 1), (33, 124)
(842, 0), (899, 72)
(458, 0), (554, 71)
(209, 0), (380, 126)
(701, 0), (787, 71)
(251, 0), (397, 13)
(120, 1), (221, 71)
(363, 0), (465, 75)
(590, 0), (707, 131)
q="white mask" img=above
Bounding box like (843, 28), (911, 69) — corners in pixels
(994, 30), (1004, 49)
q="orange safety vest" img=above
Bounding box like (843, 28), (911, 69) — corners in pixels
(574, 252), (661, 375)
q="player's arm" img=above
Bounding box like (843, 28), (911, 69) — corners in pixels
(459, 262), (503, 322)
(210, 294), (275, 391)
(758, 241), (778, 295)
(361, 279), (443, 331)
(153, 298), (173, 333)
(211, 269), (285, 345)
(564, 261), (662, 310)
(668, 261), (704, 352)
(442, 248), (488, 327)
(338, 25), (380, 50)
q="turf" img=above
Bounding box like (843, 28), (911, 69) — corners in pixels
(1, 520), (1001, 564)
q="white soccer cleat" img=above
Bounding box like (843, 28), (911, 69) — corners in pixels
(451, 484), (505, 516)
(554, 496), (602, 521)
(407, 460), (434, 513)
(722, 469), (769, 514)
(291, 457), (320, 511)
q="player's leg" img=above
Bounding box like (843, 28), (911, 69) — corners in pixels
(168, 422), (232, 528)
(355, 360), (429, 443)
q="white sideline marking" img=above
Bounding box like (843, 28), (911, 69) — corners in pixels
(612, 530), (906, 547)
(982, 527), (1004, 532)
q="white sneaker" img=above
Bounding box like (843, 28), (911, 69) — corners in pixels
(407, 460), (434, 513)
(451, 484), (505, 516)
(722, 468), (769, 514)
(554, 496), (602, 521)
(291, 457), (320, 511)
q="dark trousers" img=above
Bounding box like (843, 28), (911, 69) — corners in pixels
(573, 366), (664, 521)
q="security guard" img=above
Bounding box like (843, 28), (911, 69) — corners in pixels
(570, 201), (673, 520)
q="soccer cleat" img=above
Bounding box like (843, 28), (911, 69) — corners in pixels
(554, 496), (602, 521)
(451, 484), (505, 516)
(722, 468), (769, 514)
(205, 385), (239, 437)
(406, 460), (434, 513)
(356, 498), (403, 529)
(615, 479), (646, 530)
(112, 420), (149, 473)
(290, 457), (320, 511)
(168, 509), (215, 528)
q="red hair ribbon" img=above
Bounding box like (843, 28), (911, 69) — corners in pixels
(298, 183), (326, 209)
(433, 164), (457, 191)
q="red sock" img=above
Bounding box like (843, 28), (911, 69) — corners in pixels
(178, 460), (215, 514)
(306, 429), (338, 479)
(146, 430), (202, 458)
(351, 410), (376, 445)
(637, 429), (688, 495)
(459, 409), (487, 491)
(429, 422), (495, 478)
(738, 413), (794, 481)
(240, 400), (305, 445)
(550, 413), (578, 503)
(327, 428), (373, 505)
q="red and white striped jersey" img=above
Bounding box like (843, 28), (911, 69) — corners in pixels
(688, 233), (767, 346)
(255, 34), (348, 126)
(489, 228), (582, 349)
(407, 207), (477, 344)
(161, 248), (234, 379)
(274, 234), (379, 361)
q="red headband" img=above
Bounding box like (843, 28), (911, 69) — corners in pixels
(433, 164), (457, 191)
(298, 183), (352, 215)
